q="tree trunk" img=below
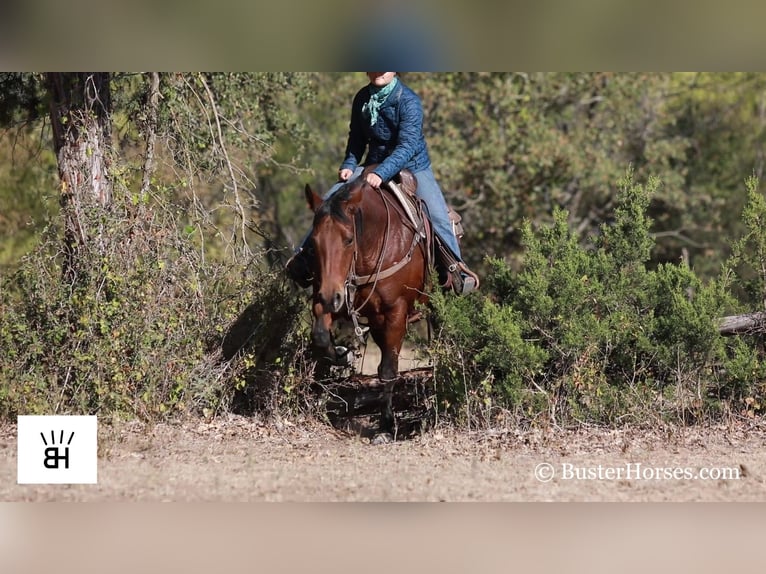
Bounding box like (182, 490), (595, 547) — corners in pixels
(140, 72), (160, 198)
(46, 72), (113, 284)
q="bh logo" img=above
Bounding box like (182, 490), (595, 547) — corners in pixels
(17, 416), (98, 484)
(40, 430), (75, 469)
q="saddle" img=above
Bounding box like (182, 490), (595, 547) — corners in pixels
(385, 170), (427, 237)
(384, 170), (479, 295)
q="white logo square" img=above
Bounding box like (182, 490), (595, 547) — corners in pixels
(17, 416), (98, 484)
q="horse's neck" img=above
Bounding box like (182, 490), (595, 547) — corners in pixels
(356, 193), (410, 270)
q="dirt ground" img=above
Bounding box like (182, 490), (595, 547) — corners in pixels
(2, 414), (766, 501)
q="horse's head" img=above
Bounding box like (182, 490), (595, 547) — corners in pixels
(305, 178), (364, 318)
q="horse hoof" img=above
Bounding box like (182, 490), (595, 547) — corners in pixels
(333, 346), (355, 366)
(371, 433), (393, 445)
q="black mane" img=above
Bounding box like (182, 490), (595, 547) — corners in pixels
(315, 178), (362, 224)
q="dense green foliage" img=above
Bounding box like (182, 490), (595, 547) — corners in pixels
(0, 73), (317, 419)
(0, 151), (312, 419)
(429, 171), (766, 427)
(1, 73), (766, 428)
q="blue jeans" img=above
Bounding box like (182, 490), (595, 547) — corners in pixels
(412, 167), (462, 259)
(296, 166), (463, 260)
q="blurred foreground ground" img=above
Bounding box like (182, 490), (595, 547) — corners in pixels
(2, 416), (765, 501)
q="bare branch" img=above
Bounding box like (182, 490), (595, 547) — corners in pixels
(196, 73), (252, 257)
(140, 72), (161, 198)
(650, 229), (707, 249)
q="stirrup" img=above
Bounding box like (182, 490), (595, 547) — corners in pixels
(460, 274), (477, 295)
(443, 264), (479, 296)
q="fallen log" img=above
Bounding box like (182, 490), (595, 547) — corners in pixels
(717, 311), (766, 335)
(315, 367), (435, 419)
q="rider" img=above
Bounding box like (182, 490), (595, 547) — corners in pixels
(286, 72), (478, 295)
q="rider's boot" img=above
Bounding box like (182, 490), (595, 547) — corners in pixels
(434, 245), (479, 296)
(285, 245), (314, 289)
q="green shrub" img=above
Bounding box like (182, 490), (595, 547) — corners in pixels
(429, 288), (547, 426)
(725, 175), (766, 310)
(712, 175), (766, 411)
(428, 169), (765, 427)
(0, 183), (310, 421)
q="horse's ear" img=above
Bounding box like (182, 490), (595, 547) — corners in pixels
(347, 181), (364, 207)
(305, 184), (323, 212)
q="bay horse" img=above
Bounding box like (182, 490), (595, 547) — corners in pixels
(304, 167), (429, 439)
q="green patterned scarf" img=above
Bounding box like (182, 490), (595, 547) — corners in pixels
(362, 77), (398, 126)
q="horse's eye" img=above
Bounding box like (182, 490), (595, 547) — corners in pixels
(343, 237), (354, 247)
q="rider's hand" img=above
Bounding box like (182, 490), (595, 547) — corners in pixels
(339, 168), (354, 181)
(365, 172), (382, 189)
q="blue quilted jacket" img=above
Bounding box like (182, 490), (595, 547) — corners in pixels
(340, 80), (431, 183)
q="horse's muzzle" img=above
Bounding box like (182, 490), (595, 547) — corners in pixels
(318, 289), (346, 314)
(311, 322), (332, 352)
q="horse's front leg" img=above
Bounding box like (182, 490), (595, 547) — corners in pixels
(370, 300), (408, 439)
